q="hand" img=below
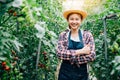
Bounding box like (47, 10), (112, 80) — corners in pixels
(81, 44), (91, 55)
(76, 44), (91, 55)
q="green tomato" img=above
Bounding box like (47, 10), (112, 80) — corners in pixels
(17, 17), (25, 22)
(14, 68), (19, 74)
(19, 73), (23, 76)
(19, 64), (22, 67)
(112, 42), (119, 52)
(18, 75), (23, 79)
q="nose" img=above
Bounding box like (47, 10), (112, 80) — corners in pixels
(72, 20), (77, 23)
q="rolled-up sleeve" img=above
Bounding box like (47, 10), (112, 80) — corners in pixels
(56, 32), (76, 60)
(77, 31), (96, 64)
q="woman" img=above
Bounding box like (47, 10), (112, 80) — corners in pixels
(56, 9), (96, 80)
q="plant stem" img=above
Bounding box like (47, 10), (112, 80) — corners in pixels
(35, 39), (41, 80)
(0, 15), (12, 26)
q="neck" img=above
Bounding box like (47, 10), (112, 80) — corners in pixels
(71, 29), (79, 34)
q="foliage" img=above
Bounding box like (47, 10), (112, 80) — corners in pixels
(0, 0), (120, 80)
(0, 0), (64, 80)
(83, 0), (120, 80)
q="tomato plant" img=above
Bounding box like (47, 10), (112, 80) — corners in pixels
(0, 0), (120, 80)
(83, 0), (120, 79)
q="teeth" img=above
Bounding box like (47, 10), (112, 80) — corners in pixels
(72, 24), (77, 27)
(73, 25), (76, 26)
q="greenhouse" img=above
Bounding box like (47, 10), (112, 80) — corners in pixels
(0, 0), (120, 80)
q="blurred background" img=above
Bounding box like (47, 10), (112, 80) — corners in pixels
(0, 0), (120, 80)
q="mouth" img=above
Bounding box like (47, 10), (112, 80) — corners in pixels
(71, 23), (78, 27)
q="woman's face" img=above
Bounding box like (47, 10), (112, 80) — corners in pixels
(67, 13), (82, 30)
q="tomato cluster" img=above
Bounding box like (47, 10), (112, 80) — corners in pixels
(1, 62), (10, 71)
(42, 52), (48, 60)
(38, 63), (46, 69)
(8, 9), (17, 16)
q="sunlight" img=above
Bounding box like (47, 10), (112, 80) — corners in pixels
(62, 0), (104, 14)
(62, 0), (84, 10)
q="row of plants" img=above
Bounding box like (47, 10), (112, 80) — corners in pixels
(0, 0), (64, 80)
(83, 0), (120, 80)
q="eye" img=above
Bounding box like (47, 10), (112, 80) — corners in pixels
(76, 18), (80, 21)
(69, 18), (74, 20)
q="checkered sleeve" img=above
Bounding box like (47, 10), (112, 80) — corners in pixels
(56, 32), (76, 60)
(77, 31), (96, 64)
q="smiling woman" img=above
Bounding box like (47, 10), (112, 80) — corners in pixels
(56, 1), (96, 80)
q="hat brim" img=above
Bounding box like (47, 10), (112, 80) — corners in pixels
(63, 10), (87, 20)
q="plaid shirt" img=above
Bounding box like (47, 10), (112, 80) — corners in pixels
(56, 29), (96, 64)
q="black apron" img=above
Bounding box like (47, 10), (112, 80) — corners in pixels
(58, 30), (88, 80)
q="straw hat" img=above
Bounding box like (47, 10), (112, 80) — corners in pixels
(63, 1), (87, 20)
(63, 9), (87, 20)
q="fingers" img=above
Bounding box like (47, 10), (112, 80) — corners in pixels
(86, 44), (90, 47)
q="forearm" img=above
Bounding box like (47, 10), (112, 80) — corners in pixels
(57, 48), (87, 60)
(57, 49), (76, 60)
(78, 52), (96, 64)
(75, 49), (89, 55)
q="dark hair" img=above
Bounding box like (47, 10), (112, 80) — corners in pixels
(67, 13), (83, 20)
